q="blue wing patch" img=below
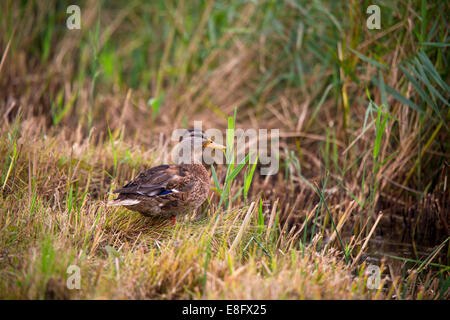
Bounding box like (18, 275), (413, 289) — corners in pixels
(157, 190), (173, 196)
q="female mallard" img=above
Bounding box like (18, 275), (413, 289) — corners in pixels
(107, 129), (225, 223)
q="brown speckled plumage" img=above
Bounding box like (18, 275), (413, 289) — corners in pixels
(112, 164), (209, 218)
(108, 129), (225, 220)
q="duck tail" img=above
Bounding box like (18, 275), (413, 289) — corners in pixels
(107, 199), (141, 206)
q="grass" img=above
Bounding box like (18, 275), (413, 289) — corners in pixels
(0, 0), (448, 299)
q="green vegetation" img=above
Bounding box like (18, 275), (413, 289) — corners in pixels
(0, 0), (448, 299)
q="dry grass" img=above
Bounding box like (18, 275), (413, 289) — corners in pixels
(0, 126), (377, 299)
(0, 0), (448, 299)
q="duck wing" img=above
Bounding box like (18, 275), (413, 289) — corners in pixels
(113, 164), (190, 197)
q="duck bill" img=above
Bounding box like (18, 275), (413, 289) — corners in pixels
(205, 141), (226, 150)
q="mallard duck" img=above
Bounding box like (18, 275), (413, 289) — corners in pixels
(107, 129), (225, 223)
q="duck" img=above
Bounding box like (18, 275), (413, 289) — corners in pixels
(107, 129), (225, 223)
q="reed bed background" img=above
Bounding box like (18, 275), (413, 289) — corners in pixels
(0, 0), (448, 299)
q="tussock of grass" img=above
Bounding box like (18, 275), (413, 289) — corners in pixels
(0, 131), (373, 299)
